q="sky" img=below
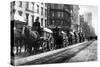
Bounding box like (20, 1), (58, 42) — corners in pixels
(79, 5), (98, 35)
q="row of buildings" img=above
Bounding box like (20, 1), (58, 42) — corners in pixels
(11, 1), (80, 33)
(11, 1), (47, 27)
(80, 12), (96, 37)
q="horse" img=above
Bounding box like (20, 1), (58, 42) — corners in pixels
(22, 25), (40, 55)
(52, 30), (63, 49)
(14, 26), (25, 55)
(73, 32), (78, 44)
(68, 32), (73, 45)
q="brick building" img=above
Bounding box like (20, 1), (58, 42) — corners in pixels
(47, 3), (72, 32)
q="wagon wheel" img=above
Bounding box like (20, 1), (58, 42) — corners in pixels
(63, 39), (66, 47)
(65, 38), (69, 47)
(42, 41), (48, 52)
(48, 35), (55, 51)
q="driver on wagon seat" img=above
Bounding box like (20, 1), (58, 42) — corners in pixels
(32, 17), (41, 36)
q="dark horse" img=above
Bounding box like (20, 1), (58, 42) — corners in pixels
(22, 25), (40, 55)
(14, 27), (24, 55)
(52, 27), (63, 49)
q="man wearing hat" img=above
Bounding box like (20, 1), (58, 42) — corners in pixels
(32, 17), (42, 36)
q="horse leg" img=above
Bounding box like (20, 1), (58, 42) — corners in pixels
(28, 41), (33, 55)
(19, 43), (22, 54)
(34, 44), (38, 54)
(31, 42), (36, 55)
(19, 46), (21, 54)
(27, 46), (31, 55)
(19, 40), (23, 54)
(24, 44), (27, 52)
(34, 41), (40, 54)
(24, 39), (27, 52)
(16, 45), (18, 55)
(27, 45), (31, 55)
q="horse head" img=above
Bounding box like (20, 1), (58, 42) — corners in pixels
(22, 25), (30, 38)
(22, 25), (40, 40)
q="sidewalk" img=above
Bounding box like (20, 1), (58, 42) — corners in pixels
(14, 41), (88, 65)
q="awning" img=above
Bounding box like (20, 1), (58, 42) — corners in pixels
(14, 14), (26, 22)
(43, 27), (53, 33)
(70, 32), (74, 35)
(61, 31), (66, 34)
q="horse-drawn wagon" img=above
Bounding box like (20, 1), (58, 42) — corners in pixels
(48, 26), (69, 49)
(12, 15), (56, 55)
(13, 14), (75, 56)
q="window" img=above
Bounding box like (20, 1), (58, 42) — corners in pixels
(18, 11), (22, 16)
(41, 2), (43, 5)
(11, 1), (15, 14)
(45, 9), (47, 17)
(58, 5), (61, 9)
(41, 7), (43, 15)
(55, 4), (58, 9)
(45, 3), (47, 7)
(52, 11), (54, 17)
(11, 1), (15, 7)
(58, 12), (60, 17)
(26, 2), (29, 9)
(65, 13), (68, 18)
(61, 12), (63, 17)
(41, 18), (43, 26)
(57, 20), (60, 26)
(32, 15), (34, 23)
(54, 20), (56, 25)
(26, 13), (29, 24)
(55, 12), (58, 17)
(50, 20), (53, 25)
(12, 9), (16, 15)
(45, 20), (47, 27)
(61, 20), (63, 26)
(51, 4), (54, 9)
(37, 5), (39, 14)
(63, 21), (66, 26)
(50, 20), (55, 25)
(52, 20), (54, 25)
(19, 1), (22, 7)
(32, 3), (34, 11)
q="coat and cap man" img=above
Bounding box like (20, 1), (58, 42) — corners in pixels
(32, 17), (42, 36)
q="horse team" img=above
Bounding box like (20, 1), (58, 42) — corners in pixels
(12, 18), (86, 56)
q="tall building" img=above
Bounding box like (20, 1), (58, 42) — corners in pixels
(79, 15), (84, 32)
(11, 1), (47, 27)
(84, 12), (92, 26)
(30, 2), (47, 27)
(47, 3), (72, 32)
(71, 5), (80, 32)
(83, 12), (96, 36)
(80, 14), (96, 37)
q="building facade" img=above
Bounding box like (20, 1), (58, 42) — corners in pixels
(79, 15), (84, 32)
(47, 3), (72, 32)
(71, 5), (80, 32)
(84, 12), (92, 26)
(83, 12), (96, 36)
(11, 1), (47, 28)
